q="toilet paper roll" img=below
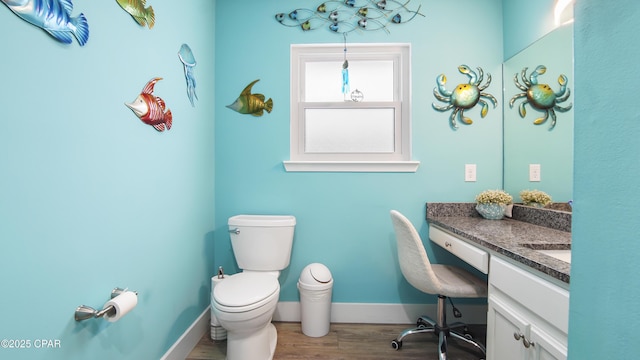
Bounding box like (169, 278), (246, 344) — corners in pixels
(103, 291), (138, 323)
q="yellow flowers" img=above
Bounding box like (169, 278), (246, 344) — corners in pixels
(519, 190), (552, 206)
(475, 190), (513, 205)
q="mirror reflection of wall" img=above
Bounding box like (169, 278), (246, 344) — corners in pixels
(503, 23), (574, 204)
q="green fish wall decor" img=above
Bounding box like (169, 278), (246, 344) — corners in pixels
(226, 79), (273, 117)
(116, 0), (155, 29)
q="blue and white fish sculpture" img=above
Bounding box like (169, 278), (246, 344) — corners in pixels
(2, 0), (89, 46)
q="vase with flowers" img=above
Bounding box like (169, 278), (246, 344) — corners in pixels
(475, 189), (513, 220)
(520, 189), (552, 208)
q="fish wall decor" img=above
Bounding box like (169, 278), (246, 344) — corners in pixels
(178, 44), (198, 107)
(2, 0), (90, 46)
(125, 77), (173, 132)
(115, 0), (155, 29)
(226, 79), (273, 117)
(275, 0), (424, 34)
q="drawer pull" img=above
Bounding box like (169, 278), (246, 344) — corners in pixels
(445, 241), (452, 248)
(513, 332), (534, 348)
(522, 338), (535, 348)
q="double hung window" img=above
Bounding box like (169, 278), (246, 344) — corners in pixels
(284, 43), (419, 172)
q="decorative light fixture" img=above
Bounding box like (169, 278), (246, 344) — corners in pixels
(554, 0), (574, 26)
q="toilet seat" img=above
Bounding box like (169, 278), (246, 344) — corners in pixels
(213, 272), (279, 313)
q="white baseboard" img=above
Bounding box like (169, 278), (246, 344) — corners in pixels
(274, 301), (487, 325)
(165, 301), (487, 359)
(160, 306), (211, 360)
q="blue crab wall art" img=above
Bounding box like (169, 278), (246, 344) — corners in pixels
(509, 65), (572, 130)
(432, 65), (497, 130)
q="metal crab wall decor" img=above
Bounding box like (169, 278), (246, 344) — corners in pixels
(432, 65), (498, 130)
(509, 65), (572, 130)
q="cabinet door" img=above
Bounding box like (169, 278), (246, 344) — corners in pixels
(530, 326), (567, 360)
(487, 296), (531, 360)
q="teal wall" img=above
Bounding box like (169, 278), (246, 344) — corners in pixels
(502, 0), (557, 60)
(502, 23), (574, 202)
(8, 0), (632, 359)
(569, 0), (640, 358)
(0, 1), (216, 359)
(214, 0), (504, 304)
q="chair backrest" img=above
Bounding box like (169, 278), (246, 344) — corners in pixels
(390, 210), (442, 295)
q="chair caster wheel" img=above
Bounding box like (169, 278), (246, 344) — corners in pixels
(417, 318), (430, 329)
(463, 327), (474, 340)
(391, 339), (402, 350)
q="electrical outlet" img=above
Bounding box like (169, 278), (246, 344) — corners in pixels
(529, 164), (541, 182)
(465, 164), (477, 182)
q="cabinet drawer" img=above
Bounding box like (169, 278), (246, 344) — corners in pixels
(490, 257), (569, 334)
(429, 226), (489, 274)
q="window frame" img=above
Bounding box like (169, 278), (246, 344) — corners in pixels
(283, 43), (419, 172)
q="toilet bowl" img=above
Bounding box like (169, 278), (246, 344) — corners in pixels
(212, 272), (280, 360)
(211, 214), (296, 360)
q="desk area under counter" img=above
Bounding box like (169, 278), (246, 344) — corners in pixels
(426, 203), (571, 360)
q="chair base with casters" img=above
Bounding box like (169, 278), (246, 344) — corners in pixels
(389, 210), (488, 360)
(390, 295), (486, 359)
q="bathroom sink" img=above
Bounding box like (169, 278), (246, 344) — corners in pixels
(520, 243), (571, 263)
(536, 249), (571, 263)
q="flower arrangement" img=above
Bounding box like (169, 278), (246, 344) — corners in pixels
(520, 190), (552, 207)
(475, 189), (513, 205)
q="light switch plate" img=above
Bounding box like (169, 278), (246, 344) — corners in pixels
(529, 164), (541, 181)
(465, 164), (477, 182)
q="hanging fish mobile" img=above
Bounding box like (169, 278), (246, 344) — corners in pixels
(226, 79), (273, 117)
(115, 0), (155, 29)
(509, 65), (572, 130)
(275, 0), (424, 34)
(125, 77), (173, 132)
(1, 0), (89, 46)
(432, 65), (498, 130)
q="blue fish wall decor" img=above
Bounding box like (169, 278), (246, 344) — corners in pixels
(275, 0), (424, 35)
(2, 0), (89, 46)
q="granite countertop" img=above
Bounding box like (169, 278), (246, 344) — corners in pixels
(426, 203), (571, 284)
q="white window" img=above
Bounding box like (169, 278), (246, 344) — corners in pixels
(283, 43), (419, 172)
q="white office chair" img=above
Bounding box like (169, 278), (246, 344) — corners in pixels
(389, 210), (488, 359)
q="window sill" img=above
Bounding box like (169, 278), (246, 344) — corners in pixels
(283, 161), (420, 173)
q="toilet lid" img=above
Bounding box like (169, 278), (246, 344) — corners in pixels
(214, 272), (279, 308)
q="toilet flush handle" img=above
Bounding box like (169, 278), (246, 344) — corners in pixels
(229, 228), (240, 234)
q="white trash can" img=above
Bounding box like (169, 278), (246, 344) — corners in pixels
(297, 263), (333, 337)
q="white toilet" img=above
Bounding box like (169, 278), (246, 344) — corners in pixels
(212, 214), (296, 360)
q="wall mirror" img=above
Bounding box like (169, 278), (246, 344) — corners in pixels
(503, 23), (574, 207)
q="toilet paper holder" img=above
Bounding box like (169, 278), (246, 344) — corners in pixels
(74, 287), (138, 321)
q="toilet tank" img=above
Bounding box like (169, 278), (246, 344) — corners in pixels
(228, 215), (296, 271)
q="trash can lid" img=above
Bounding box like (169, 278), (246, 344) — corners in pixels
(299, 263), (332, 284)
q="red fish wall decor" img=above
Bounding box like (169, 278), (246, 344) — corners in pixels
(125, 77), (173, 132)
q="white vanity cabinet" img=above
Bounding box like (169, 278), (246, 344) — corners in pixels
(487, 257), (569, 360)
(429, 225), (570, 360)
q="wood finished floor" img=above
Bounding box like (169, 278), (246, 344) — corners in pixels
(186, 322), (486, 360)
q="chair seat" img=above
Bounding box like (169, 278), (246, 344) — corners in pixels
(432, 264), (487, 298)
